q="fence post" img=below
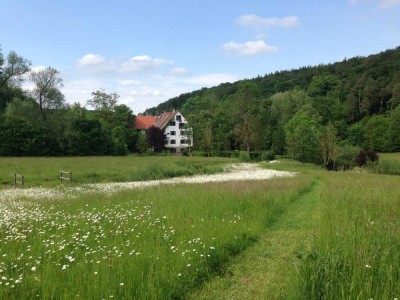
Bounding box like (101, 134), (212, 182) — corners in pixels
(13, 173), (24, 187)
(59, 171), (72, 183)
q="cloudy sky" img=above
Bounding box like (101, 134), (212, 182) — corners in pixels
(1, 0), (399, 113)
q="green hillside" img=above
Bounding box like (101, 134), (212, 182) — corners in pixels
(145, 47), (400, 162)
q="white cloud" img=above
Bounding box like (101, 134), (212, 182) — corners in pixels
(69, 54), (237, 113)
(77, 54), (106, 67)
(76, 54), (173, 74)
(237, 14), (300, 28)
(121, 55), (173, 73)
(222, 40), (278, 56)
(76, 54), (115, 73)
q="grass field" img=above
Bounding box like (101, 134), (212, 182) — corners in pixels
(368, 152), (400, 175)
(0, 156), (234, 188)
(0, 156), (399, 299)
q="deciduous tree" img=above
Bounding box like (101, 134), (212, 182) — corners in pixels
(30, 67), (64, 120)
(0, 49), (31, 88)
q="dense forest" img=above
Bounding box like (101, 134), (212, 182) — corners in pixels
(0, 44), (399, 167)
(145, 47), (400, 167)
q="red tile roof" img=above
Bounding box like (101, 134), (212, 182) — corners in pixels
(135, 116), (156, 129)
(134, 111), (177, 130)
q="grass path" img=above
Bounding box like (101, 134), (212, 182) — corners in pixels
(189, 178), (323, 299)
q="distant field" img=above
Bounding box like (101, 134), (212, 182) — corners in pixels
(370, 152), (400, 175)
(379, 152), (400, 162)
(0, 156), (235, 188)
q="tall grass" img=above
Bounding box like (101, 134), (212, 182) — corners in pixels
(0, 156), (235, 188)
(368, 152), (400, 175)
(0, 175), (312, 299)
(294, 172), (400, 299)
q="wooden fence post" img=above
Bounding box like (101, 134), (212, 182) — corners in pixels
(13, 173), (24, 187)
(59, 171), (72, 183)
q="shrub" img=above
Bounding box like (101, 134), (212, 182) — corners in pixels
(239, 151), (251, 162)
(335, 145), (360, 170)
(356, 149), (379, 167)
(261, 150), (276, 161)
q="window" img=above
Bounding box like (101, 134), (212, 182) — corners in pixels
(170, 140), (176, 144)
(176, 115), (182, 122)
(180, 139), (189, 144)
(180, 130), (185, 135)
(170, 131), (176, 135)
(170, 121), (176, 126)
(179, 123), (185, 129)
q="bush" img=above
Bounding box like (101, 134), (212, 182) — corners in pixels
(239, 151), (251, 162)
(261, 150), (275, 161)
(335, 145), (360, 170)
(356, 149), (379, 167)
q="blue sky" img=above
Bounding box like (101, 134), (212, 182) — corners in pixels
(1, 0), (399, 113)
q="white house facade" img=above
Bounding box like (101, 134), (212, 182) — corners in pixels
(164, 112), (193, 152)
(135, 110), (193, 153)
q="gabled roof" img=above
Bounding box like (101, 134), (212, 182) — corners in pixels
(134, 111), (177, 130)
(135, 116), (156, 129)
(153, 111), (177, 129)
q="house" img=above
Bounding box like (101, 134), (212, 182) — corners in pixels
(135, 110), (193, 153)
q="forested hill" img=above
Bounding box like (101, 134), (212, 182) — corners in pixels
(144, 46), (400, 163)
(145, 47), (400, 117)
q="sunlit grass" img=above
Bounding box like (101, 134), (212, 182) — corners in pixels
(0, 156), (235, 188)
(0, 174), (312, 299)
(369, 152), (400, 175)
(294, 172), (400, 299)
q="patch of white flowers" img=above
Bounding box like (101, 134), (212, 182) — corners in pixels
(0, 163), (295, 203)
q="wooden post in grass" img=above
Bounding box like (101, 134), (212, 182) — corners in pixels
(59, 171), (72, 183)
(13, 173), (24, 187)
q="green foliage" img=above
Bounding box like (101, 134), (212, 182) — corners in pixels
(239, 151), (250, 162)
(63, 117), (113, 156)
(261, 150), (276, 161)
(387, 105), (400, 151)
(1, 45), (400, 162)
(335, 144), (359, 170)
(285, 110), (321, 163)
(0, 117), (47, 156)
(30, 66), (65, 121)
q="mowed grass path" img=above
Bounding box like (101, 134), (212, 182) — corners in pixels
(190, 158), (400, 299)
(189, 178), (322, 299)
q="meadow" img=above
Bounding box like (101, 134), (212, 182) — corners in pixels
(0, 156), (234, 188)
(0, 156), (399, 299)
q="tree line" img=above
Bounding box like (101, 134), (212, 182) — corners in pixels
(1, 44), (399, 164)
(145, 47), (400, 168)
(0, 45), (138, 156)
